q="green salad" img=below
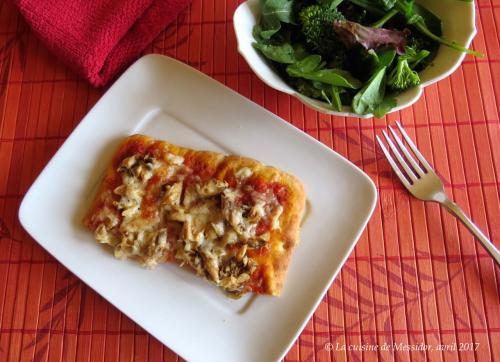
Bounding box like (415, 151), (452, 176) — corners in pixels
(252, 0), (481, 117)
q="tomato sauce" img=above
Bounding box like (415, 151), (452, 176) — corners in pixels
(248, 266), (266, 293)
(243, 177), (289, 205)
(182, 154), (213, 179)
(255, 220), (269, 235)
(146, 142), (166, 159)
(247, 177), (267, 193)
(224, 172), (237, 188)
(113, 138), (147, 168)
(271, 182), (288, 204)
(247, 245), (269, 258)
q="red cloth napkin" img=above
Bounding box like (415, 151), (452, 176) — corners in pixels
(12, 0), (191, 86)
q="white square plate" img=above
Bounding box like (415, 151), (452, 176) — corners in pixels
(19, 55), (377, 362)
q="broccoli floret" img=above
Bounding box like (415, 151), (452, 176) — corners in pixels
(406, 35), (435, 70)
(299, 4), (345, 56)
(387, 46), (429, 90)
(387, 58), (420, 90)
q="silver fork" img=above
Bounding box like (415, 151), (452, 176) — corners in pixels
(376, 121), (500, 267)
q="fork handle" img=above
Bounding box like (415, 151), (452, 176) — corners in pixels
(442, 198), (500, 267)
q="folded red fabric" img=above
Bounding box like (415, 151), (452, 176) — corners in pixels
(12, 0), (191, 86)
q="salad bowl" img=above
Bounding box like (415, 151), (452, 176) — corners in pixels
(233, 0), (477, 118)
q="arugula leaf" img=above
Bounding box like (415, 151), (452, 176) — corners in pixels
(288, 68), (362, 88)
(287, 56), (362, 88)
(319, 0), (343, 8)
(377, 48), (396, 68)
(394, 0), (423, 24)
(352, 66), (388, 115)
(333, 20), (408, 54)
(290, 54), (324, 72)
(311, 81), (344, 111)
(262, 0), (295, 23)
(362, 48), (395, 76)
(373, 97), (396, 117)
(253, 42), (297, 63)
(328, 85), (344, 111)
(256, 0), (295, 39)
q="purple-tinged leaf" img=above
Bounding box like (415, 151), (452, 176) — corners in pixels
(333, 20), (409, 54)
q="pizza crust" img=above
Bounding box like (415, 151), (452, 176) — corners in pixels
(84, 134), (306, 297)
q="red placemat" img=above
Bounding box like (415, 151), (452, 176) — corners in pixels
(0, 0), (499, 361)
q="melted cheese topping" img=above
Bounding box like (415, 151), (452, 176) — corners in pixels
(93, 153), (284, 296)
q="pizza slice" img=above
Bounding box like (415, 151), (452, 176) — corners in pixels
(83, 134), (306, 297)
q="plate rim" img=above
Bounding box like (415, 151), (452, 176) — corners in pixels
(18, 54), (378, 362)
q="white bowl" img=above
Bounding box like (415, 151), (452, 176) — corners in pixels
(234, 0), (477, 118)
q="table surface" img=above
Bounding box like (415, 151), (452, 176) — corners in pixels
(0, 0), (499, 361)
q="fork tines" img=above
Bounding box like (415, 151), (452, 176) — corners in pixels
(376, 121), (434, 186)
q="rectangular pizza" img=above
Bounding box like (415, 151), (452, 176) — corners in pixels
(83, 134), (306, 297)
